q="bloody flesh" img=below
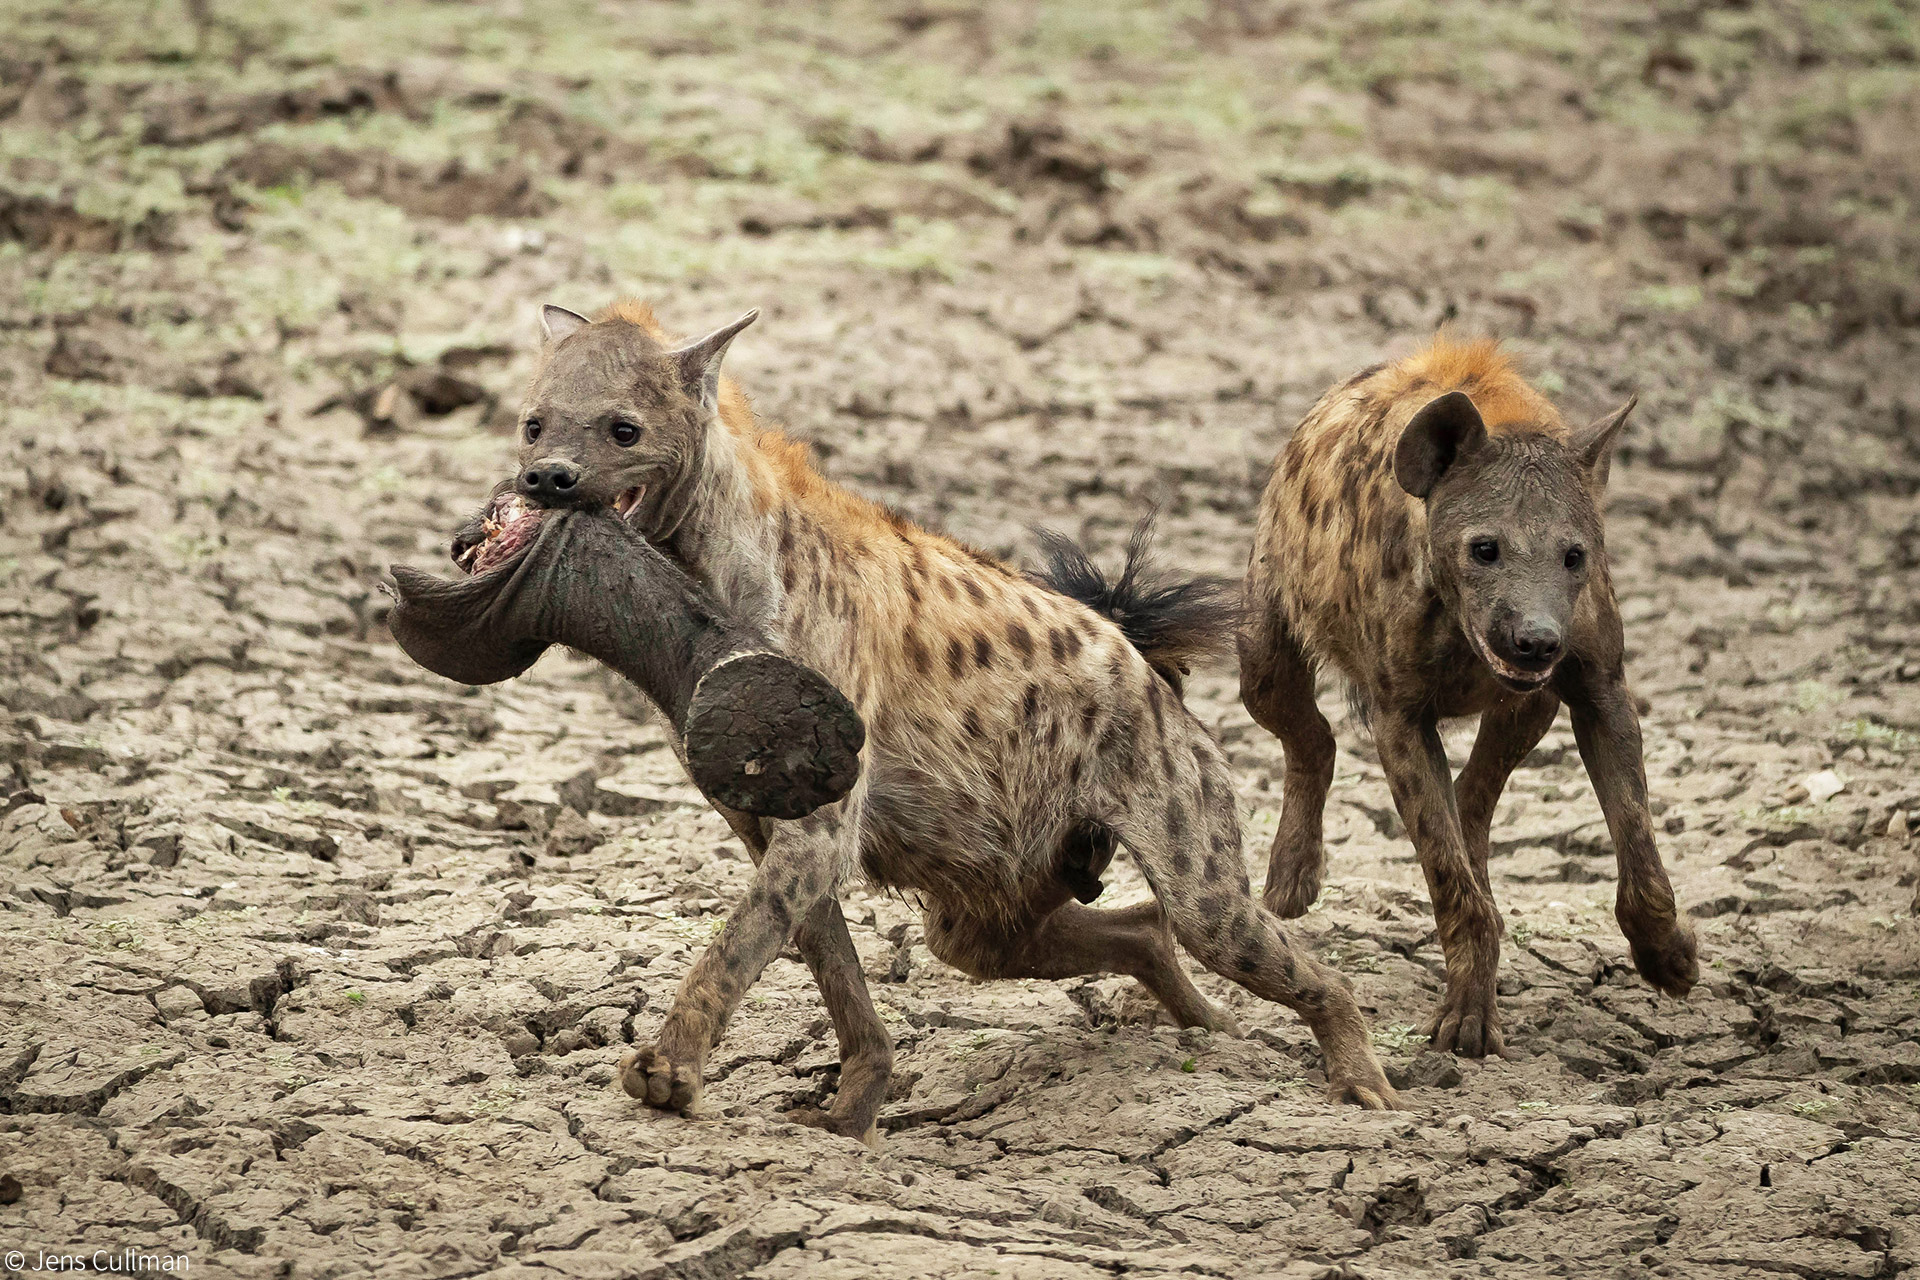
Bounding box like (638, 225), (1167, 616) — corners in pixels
(457, 491), (543, 576)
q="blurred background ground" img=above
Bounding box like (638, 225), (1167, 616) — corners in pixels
(1, 2), (1918, 1276)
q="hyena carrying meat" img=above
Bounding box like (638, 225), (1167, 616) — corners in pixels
(506, 300), (1397, 1138)
(1240, 336), (1699, 1058)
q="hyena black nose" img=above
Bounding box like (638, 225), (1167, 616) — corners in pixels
(517, 460), (580, 504)
(1509, 620), (1562, 666)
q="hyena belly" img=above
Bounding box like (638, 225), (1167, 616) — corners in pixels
(848, 598), (1146, 917)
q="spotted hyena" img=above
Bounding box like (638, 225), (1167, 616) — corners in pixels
(504, 299), (1397, 1138)
(1240, 335), (1699, 1058)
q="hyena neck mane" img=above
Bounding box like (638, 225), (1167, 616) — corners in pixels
(663, 350), (917, 631)
(661, 411), (788, 624)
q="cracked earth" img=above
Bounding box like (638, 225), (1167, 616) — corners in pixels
(3, 2), (1919, 1276)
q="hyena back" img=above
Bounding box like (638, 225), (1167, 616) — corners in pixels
(1240, 335), (1698, 1059)
(512, 300), (1397, 1136)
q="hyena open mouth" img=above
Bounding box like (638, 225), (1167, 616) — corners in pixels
(456, 492), (542, 575)
(1470, 635), (1555, 693)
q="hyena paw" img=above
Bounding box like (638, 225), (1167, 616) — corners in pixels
(1325, 1048), (1400, 1110)
(1197, 1004), (1245, 1039)
(619, 1044), (704, 1113)
(1422, 983), (1505, 1059)
(1625, 914), (1699, 998)
(783, 1105), (879, 1148)
(1261, 861), (1323, 919)
(1327, 1078), (1400, 1111)
(1259, 836), (1320, 917)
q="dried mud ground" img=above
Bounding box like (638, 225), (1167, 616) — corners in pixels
(3, 3), (1920, 1277)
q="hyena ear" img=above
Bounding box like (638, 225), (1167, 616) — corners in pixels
(1394, 390), (1487, 499)
(668, 310), (759, 411)
(1572, 395), (1636, 491)
(541, 304), (591, 344)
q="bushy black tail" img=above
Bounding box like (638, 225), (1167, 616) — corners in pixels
(1031, 514), (1240, 695)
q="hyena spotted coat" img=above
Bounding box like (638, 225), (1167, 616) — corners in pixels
(1240, 336), (1698, 1059)
(511, 300), (1397, 1137)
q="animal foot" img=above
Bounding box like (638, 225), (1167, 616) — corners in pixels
(1325, 1045), (1400, 1110)
(1328, 1078), (1400, 1110)
(1198, 1004), (1245, 1039)
(685, 651), (865, 820)
(1422, 983), (1505, 1059)
(1261, 838), (1324, 919)
(1143, 977), (1244, 1037)
(783, 1105), (879, 1148)
(1624, 912), (1699, 998)
(619, 1044), (704, 1113)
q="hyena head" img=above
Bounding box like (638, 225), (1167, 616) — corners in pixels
(1394, 389), (1634, 691)
(512, 304), (756, 535)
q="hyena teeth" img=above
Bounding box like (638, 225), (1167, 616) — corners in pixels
(615, 486), (645, 518)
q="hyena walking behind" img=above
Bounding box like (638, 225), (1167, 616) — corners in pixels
(1240, 337), (1698, 1058)
(503, 300), (1396, 1136)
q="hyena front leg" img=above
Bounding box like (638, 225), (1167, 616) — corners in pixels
(1567, 677), (1698, 998)
(1114, 736), (1395, 1108)
(1238, 606), (1337, 919)
(621, 798), (860, 1115)
(1456, 690), (1560, 894)
(924, 899), (1241, 1035)
(715, 808), (892, 1143)
(1371, 710), (1506, 1058)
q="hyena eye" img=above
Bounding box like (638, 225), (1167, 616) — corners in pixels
(524, 419), (542, 444)
(1470, 539), (1500, 565)
(1564, 546), (1586, 571)
(611, 420), (640, 447)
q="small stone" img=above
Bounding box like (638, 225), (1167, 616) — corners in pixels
(592, 779), (677, 816)
(328, 889), (381, 925)
(141, 831), (182, 868)
(0, 1173), (21, 1204)
(1386, 1051), (1464, 1091)
(496, 784), (560, 839)
(545, 807), (601, 858)
(1804, 770), (1846, 804)
(501, 1028), (540, 1057)
(558, 767), (600, 815)
(154, 985), (208, 1022)
(1887, 810), (1910, 839)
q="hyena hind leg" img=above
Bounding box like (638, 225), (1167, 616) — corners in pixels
(924, 898), (1241, 1036)
(1238, 609), (1336, 918)
(1116, 743), (1396, 1109)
